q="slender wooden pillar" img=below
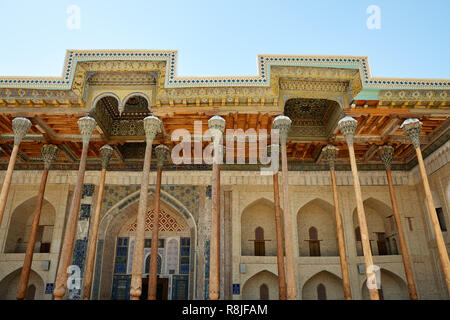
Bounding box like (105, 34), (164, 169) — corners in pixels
(272, 116), (297, 300)
(53, 116), (97, 300)
(208, 116), (225, 300)
(401, 118), (450, 295)
(338, 116), (379, 300)
(82, 144), (114, 300)
(322, 145), (352, 300)
(148, 144), (170, 300)
(378, 144), (418, 300)
(16, 144), (59, 300)
(0, 117), (31, 226)
(272, 170), (287, 300)
(129, 116), (161, 300)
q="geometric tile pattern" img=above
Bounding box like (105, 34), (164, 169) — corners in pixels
(127, 209), (185, 232)
(1, 50), (447, 91)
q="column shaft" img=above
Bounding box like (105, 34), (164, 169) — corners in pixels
(148, 167), (162, 300)
(16, 168), (49, 300)
(280, 142), (296, 300)
(0, 144), (19, 226)
(415, 147), (450, 294)
(385, 169), (418, 299)
(330, 168), (352, 300)
(130, 143), (152, 300)
(273, 172), (287, 300)
(53, 144), (89, 300)
(348, 145), (379, 300)
(82, 168), (107, 300)
(209, 161), (220, 300)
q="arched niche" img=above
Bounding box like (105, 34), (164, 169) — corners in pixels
(0, 268), (44, 300)
(96, 188), (197, 300)
(4, 197), (56, 253)
(302, 271), (344, 300)
(297, 198), (338, 257)
(353, 198), (399, 256)
(241, 198), (278, 256)
(242, 270), (279, 300)
(361, 269), (409, 300)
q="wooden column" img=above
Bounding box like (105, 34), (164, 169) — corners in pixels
(322, 145), (352, 300)
(129, 116), (161, 300)
(148, 145), (170, 300)
(401, 119), (450, 295)
(272, 116), (297, 300)
(272, 170), (287, 300)
(53, 116), (97, 300)
(378, 144), (418, 300)
(338, 116), (379, 300)
(0, 117), (31, 226)
(16, 144), (59, 300)
(208, 116), (225, 300)
(82, 144), (114, 300)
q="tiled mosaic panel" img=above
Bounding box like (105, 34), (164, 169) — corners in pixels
(69, 183), (95, 300)
(166, 239), (179, 274)
(114, 237), (128, 274)
(111, 275), (131, 300)
(101, 185), (199, 220)
(179, 237), (190, 275)
(172, 275), (189, 300)
(127, 209), (185, 232)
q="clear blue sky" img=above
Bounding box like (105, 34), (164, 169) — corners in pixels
(0, 0), (449, 79)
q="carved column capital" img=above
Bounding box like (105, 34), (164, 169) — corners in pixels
(99, 144), (114, 169)
(338, 116), (357, 146)
(272, 115), (292, 145)
(12, 117), (32, 146)
(401, 118), (422, 148)
(208, 116), (226, 144)
(378, 145), (394, 170)
(41, 144), (60, 170)
(78, 116), (97, 146)
(143, 116), (161, 145)
(155, 144), (170, 168)
(322, 144), (339, 170)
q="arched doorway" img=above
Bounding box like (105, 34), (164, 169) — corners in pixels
(242, 270), (279, 300)
(4, 197), (55, 253)
(97, 190), (197, 301)
(0, 268), (44, 300)
(353, 198), (400, 256)
(241, 198), (277, 256)
(361, 269), (409, 300)
(302, 271), (344, 300)
(297, 199), (338, 256)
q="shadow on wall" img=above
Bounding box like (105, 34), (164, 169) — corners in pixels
(0, 268), (45, 300)
(302, 271), (344, 300)
(242, 270), (279, 300)
(241, 198), (280, 257)
(297, 199), (338, 257)
(4, 196), (55, 254)
(361, 269), (409, 300)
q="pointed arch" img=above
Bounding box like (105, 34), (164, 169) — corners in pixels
(361, 268), (409, 300)
(0, 268), (44, 300)
(297, 198), (337, 257)
(121, 92), (151, 111)
(96, 187), (197, 300)
(241, 198), (277, 256)
(4, 196), (56, 253)
(302, 270), (344, 300)
(353, 197), (398, 256)
(242, 270), (279, 300)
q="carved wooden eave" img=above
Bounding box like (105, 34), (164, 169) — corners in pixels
(0, 50), (448, 171)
